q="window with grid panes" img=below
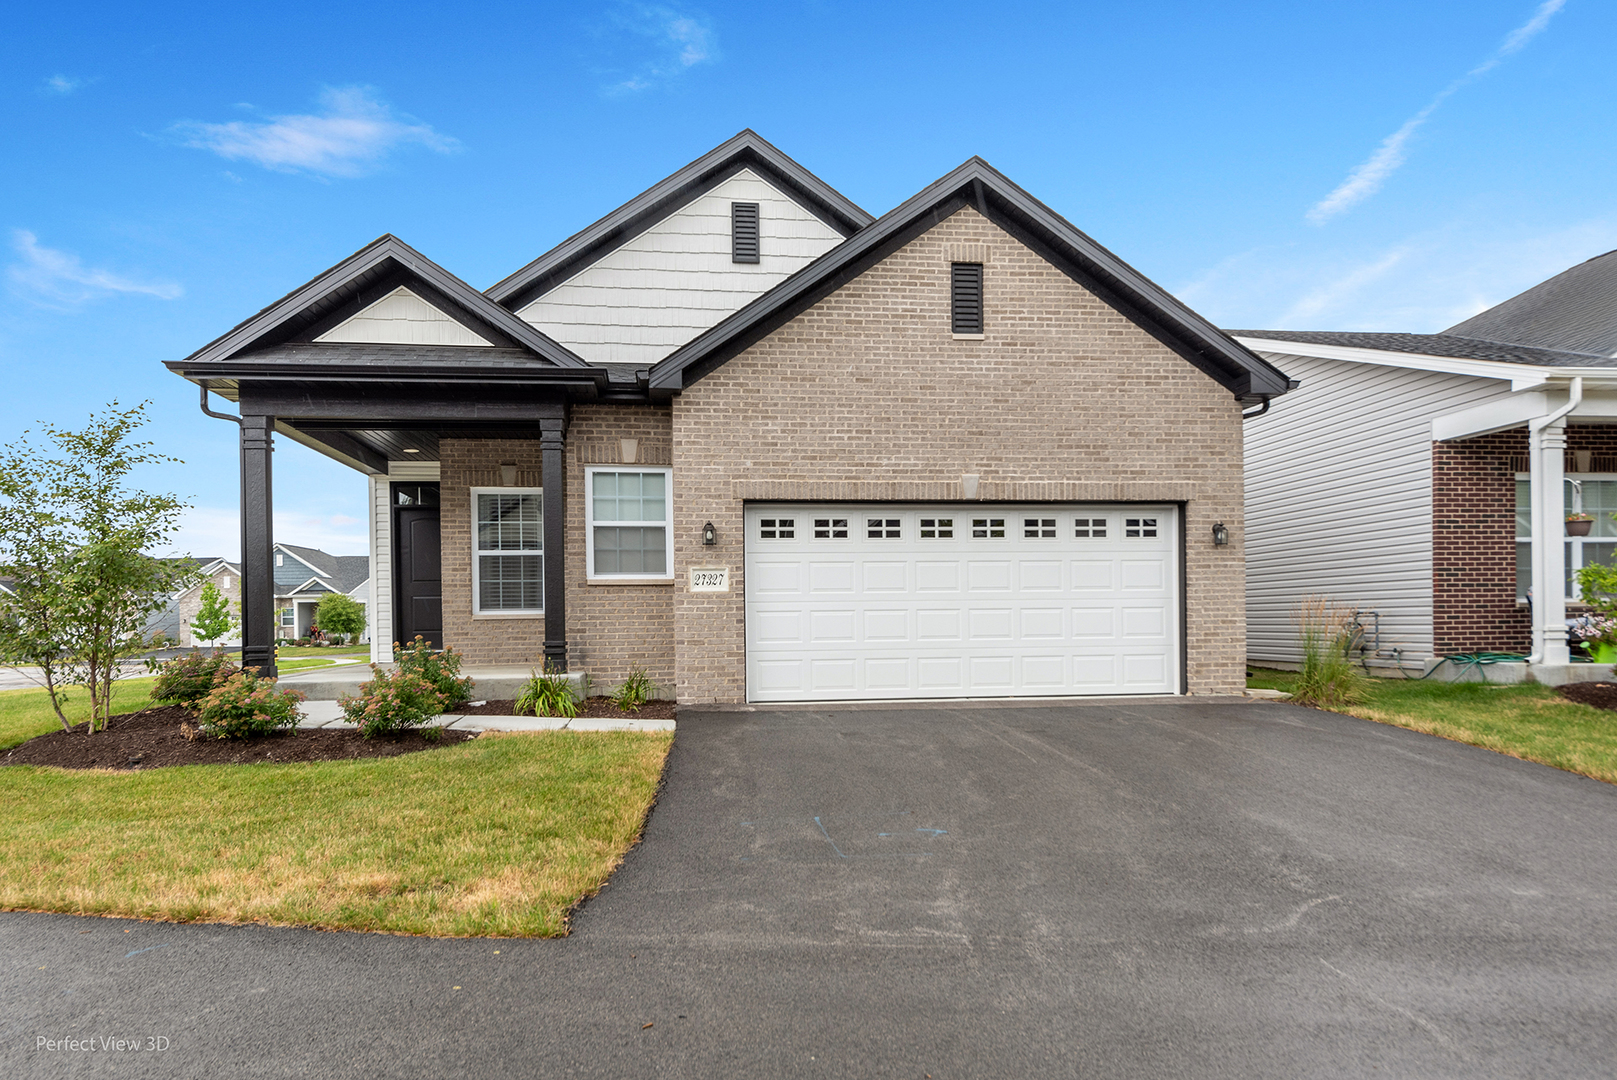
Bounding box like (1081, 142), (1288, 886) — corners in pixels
(473, 489), (543, 613)
(587, 469), (672, 579)
(1515, 476), (1617, 600)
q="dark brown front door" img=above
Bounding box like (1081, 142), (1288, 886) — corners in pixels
(393, 484), (442, 650)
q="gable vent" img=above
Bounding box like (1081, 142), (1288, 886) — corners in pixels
(951, 262), (984, 335)
(732, 202), (760, 264)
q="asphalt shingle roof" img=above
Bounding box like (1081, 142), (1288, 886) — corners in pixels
(1444, 250), (1617, 356)
(1227, 329), (1617, 368)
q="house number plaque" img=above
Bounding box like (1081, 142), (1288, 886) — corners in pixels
(689, 566), (729, 593)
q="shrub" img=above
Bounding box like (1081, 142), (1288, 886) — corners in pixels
(393, 636), (474, 708)
(1292, 596), (1363, 709)
(339, 665), (445, 737)
(515, 666), (578, 718)
(152, 649), (241, 708)
(612, 666), (657, 712)
(315, 592), (366, 645)
(194, 669), (304, 738)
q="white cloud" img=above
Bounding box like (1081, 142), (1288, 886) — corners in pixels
(603, 4), (718, 94)
(1177, 213), (1617, 333)
(43, 74), (82, 95)
(6, 230), (183, 306)
(159, 507), (368, 561)
(1308, 0), (1566, 224)
(171, 86), (459, 178)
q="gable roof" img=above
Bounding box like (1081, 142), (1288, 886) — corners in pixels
(275, 545), (369, 596)
(486, 130), (875, 312)
(1445, 250), (1617, 356)
(173, 235), (593, 372)
(1229, 329), (1617, 369)
(649, 157), (1292, 401)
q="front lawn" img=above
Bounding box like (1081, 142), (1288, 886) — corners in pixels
(0, 730), (672, 937)
(0, 677), (159, 751)
(274, 645), (369, 659)
(1250, 667), (1617, 785)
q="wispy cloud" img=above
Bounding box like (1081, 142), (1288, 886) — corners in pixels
(42, 74), (83, 95)
(1307, 0), (1566, 225)
(1274, 247), (1411, 325)
(7, 230), (182, 307)
(170, 86), (459, 178)
(602, 4), (719, 94)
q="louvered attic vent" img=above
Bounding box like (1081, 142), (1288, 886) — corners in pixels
(951, 262), (983, 334)
(732, 202), (760, 264)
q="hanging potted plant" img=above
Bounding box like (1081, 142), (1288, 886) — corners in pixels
(1567, 512), (1594, 536)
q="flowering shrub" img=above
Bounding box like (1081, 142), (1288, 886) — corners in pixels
(153, 649), (241, 708)
(340, 665), (446, 738)
(393, 636), (475, 708)
(194, 669), (304, 738)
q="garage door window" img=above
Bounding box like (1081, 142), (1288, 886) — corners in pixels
(867, 518), (901, 539)
(1125, 517), (1158, 538)
(813, 518), (848, 539)
(972, 517), (1006, 538)
(586, 468), (672, 581)
(919, 518), (954, 538)
(1074, 517), (1108, 538)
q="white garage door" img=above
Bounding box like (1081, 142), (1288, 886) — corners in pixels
(744, 504), (1180, 702)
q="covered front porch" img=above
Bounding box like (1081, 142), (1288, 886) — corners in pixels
(1434, 374), (1617, 680)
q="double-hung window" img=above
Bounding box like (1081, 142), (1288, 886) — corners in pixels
(472, 488), (544, 614)
(1515, 475), (1617, 600)
(587, 467), (673, 581)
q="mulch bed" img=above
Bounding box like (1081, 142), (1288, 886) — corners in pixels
(455, 696), (676, 719)
(1557, 682), (1617, 712)
(2, 706), (474, 771)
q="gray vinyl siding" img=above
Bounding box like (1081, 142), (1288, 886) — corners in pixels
(1244, 352), (1514, 664)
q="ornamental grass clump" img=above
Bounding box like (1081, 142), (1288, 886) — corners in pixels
(393, 635), (475, 708)
(151, 649), (241, 708)
(1292, 596), (1363, 710)
(515, 666), (579, 719)
(339, 666), (445, 738)
(611, 666), (658, 712)
(195, 669), (304, 739)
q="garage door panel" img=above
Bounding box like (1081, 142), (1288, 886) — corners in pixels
(746, 504), (1178, 701)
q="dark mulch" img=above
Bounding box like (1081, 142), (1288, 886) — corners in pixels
(1558, 682), (1617, 712)
(2, 706), (474, 771)
(455, 696), (677, 719)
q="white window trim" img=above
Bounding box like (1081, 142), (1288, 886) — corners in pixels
(585, 466), (675, 583)
(1514, 472), (1617, 602)
(470, 486), (545, 616)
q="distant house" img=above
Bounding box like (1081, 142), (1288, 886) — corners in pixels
(1237, 250), (1617, 677)
(274, 544), (371, 642)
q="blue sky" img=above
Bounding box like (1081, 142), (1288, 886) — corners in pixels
(3, 0), (1610, 559)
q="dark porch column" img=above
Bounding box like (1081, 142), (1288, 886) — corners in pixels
(240, 413), (276, 677)
(541, 416), (568, 671)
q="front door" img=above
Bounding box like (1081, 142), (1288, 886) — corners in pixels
(393, 484), (442, 649)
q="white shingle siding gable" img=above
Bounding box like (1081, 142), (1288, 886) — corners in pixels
(317, 287), (493, 347)
(1244, 352), (1514, 664)
(516, 169), (846, 366)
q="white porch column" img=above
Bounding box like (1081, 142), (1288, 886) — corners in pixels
(1534, 419), (1570, 665)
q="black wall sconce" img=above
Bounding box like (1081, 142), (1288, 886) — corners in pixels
(1212, 522), (1230, 546)
(703, 521), (717, 546)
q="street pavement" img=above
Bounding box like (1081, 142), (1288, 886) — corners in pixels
(4, 698), (1615, 1078)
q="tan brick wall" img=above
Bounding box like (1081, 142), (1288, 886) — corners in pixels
(438, 412), (677, 695)
(176, 567), (241, 647)
(671, 206), (1247, 703)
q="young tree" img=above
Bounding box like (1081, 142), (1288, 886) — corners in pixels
(315, 592), (366, 646)
(190, 580), (238, 646)
(0, 402), (195, 732)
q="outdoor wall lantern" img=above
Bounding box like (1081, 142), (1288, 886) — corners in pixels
(703, 521), (717, 546)
(1212, 522), (1230, 546)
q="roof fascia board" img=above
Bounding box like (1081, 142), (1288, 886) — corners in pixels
(1431, 392), (1552, 441)
(653, 159), (1288, 399)
(1235, 337), (1550, 391)
(179, 236), (593, 371)
(486, 131), (873, 310)
(167, 358), (606, 392)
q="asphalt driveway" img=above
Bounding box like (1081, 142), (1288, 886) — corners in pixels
(5, 698), (1616, 1078)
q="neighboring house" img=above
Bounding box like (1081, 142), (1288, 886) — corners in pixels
(160, 558), (241, 648)
(274, 543), (371, 642)
(1236, 250), (1617, 676)
(164, 131), (1290, 703)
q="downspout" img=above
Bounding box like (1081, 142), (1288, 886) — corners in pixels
(198, 381), (240, 425)
(1527, 376), (1583, 665)
(1241, 397), (1271, 420)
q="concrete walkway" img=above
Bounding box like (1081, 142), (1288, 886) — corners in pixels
(293, 698), (673, 732)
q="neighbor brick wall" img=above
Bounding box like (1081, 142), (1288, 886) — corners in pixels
(176, 567), (241, 647)
(1434, 426), (1617, 654)
(670, 206), (1248, 703)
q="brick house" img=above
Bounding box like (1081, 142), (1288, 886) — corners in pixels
(1237, 249), (1617, 676)
(164, 132), (1290, 703)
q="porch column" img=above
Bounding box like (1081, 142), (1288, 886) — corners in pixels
(541, 416), (568, 671)
(1534, 419), (1571, 666)
(240, 413), (276, 677)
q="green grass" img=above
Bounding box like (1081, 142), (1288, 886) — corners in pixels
(0, 730), (672, 937)
(1250, 666), (1617, 784)
(273, 657), (366, 673)
(274, 645), (369, 659)
(0, 678), (160, 750)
